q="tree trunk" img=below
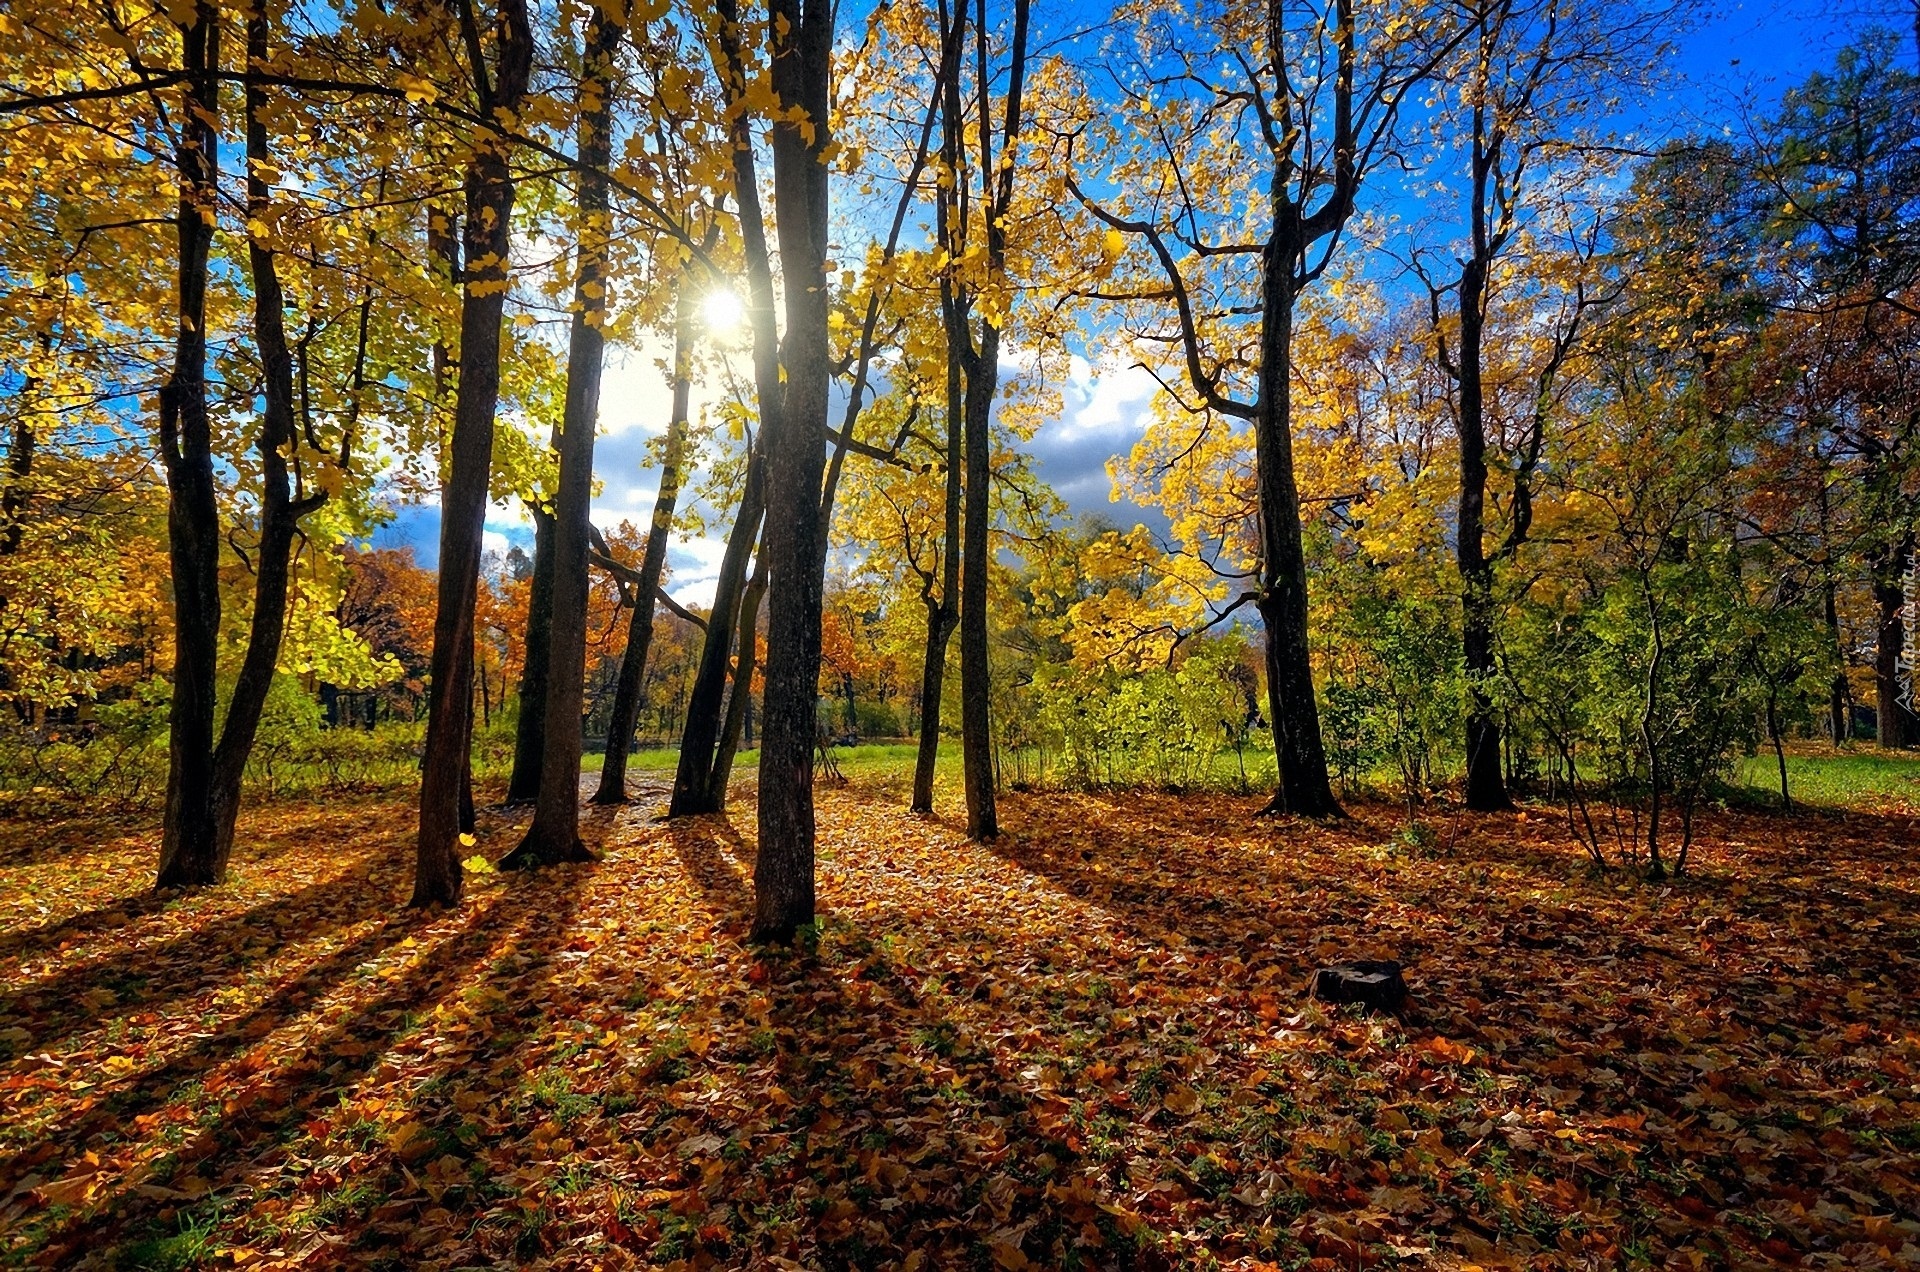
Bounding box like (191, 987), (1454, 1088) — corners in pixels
(674, 0), (787, 826)
(206, 2), (328, 869)
(155, 1), (224, 889)
(413, 0), (533, 908)
(910, 601), (956, 813)
(1825, 572), (1850, 744)
(1455, 256), (1511, 811)
(667, 445), (763, 815)
(1768, 691), (1791, 809)
(1874, 540), (1917, 748)
(712, 545), (767, 809)
(503, 4), (623, 870)
(1252, 230), (1340, 819)
(915, 9), (967, 819)
(597, 283), (697, 803)
(952, 0), (1029, 841)
(959, 318), (999, 838)
(751, 0), (834, 943)
(0, 362), (35, 559)
(505, 502), (554, 802)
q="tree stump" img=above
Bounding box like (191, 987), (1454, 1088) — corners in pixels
(1312, 960), (1407, 1013)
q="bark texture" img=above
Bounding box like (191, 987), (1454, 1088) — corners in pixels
(413, 0), (534, 907)
(751, 0), (835, 942)
(503, 4), (624, 869)
(154, 0), (223, 889)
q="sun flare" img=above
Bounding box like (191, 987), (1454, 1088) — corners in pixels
(702, 289), (746, 336)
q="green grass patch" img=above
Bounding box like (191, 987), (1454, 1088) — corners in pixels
(1730, 748), (1920, 810)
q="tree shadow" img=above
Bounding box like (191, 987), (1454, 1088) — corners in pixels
(0, 891), (175, 965)
(37, 868), (591, 1267)
(0, 858), (395, 1058)
(662, 815), (753, 925)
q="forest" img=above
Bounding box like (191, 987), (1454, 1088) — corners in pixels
(2, 0), (1918, 1266)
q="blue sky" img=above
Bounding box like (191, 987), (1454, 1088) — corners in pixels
(375, 0), (1903, 605)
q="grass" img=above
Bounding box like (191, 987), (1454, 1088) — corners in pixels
(583, 738), (1920, 813)
(581, 741), (955, 786)
(1730, 745), (1920, 810)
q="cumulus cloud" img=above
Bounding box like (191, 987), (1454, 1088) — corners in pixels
(1025, 350), (1168, 532)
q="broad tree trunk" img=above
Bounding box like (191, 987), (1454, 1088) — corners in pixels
(504, 4), (624, 869)
(413, 0), (533, 908)
(1252, 236), (1340, 819)
(751, 0), (834, 943)
(1874, 540), (1918, 748)
(155, 2), (224, 889)
(598, 284), (696, 803)
(506, 503), (555, 802)
(712, 545), (768, 809)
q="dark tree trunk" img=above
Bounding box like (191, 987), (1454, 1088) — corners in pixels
(1252, 233), (1340, 819)
(155, 1), (224, 889)
(206, 4), (329, 868)
(1826, 573), (1850, 744)
(712, 545), (767, 809)
(667, 446), (763, 815)
(958, 318), (999, 838)
(503, 4), (624, 870)
(505, 502), (554, 802)
(0, 363), (35, 559)
(949, 0), (1030, 841)
(910, 602), (956, 814)
(413, 0), (533, 908)
(1874, 541), (1917, 747)
(598, 284), (697, 803)
(675, 0), (780, 821)
(751, 0), (835, 943)
(913, 9), (968, 818)
(1455, 254), (1510, 811)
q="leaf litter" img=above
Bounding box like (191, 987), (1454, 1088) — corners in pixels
(0, 782), (1916, 1269)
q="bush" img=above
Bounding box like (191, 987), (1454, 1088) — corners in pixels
(0, 680), (170, 811)
(854, 700), (904, 739)
(1006, 638), (1252, 791)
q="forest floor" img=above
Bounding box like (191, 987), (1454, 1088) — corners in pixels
(0, 770), (1916, 1270)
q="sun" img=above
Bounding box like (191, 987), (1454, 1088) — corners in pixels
(702, 289), (746, 337)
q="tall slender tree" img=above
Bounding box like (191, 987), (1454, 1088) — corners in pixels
(750, 0), (835, 941)
(503, 0), (629, 868)
(152, 0), (224, 886)
(1071, 0), (1459, 817)
(1417, 0), (1667, 810)
(413, 0), (536, 907)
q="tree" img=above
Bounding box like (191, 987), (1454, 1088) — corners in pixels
(942, 0), (1032, 840)
(1067, 0), (1460, 817)
(1413, 0), (1665, 810)
(413, 0), (536, 908)
(750, 0), (836, 941)
(1753, 37), (1920, 745)
(502, 0), (630, 869)
(594, 281), (701, 803)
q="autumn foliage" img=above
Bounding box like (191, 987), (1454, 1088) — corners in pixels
(4, 774), (1917, 1268)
